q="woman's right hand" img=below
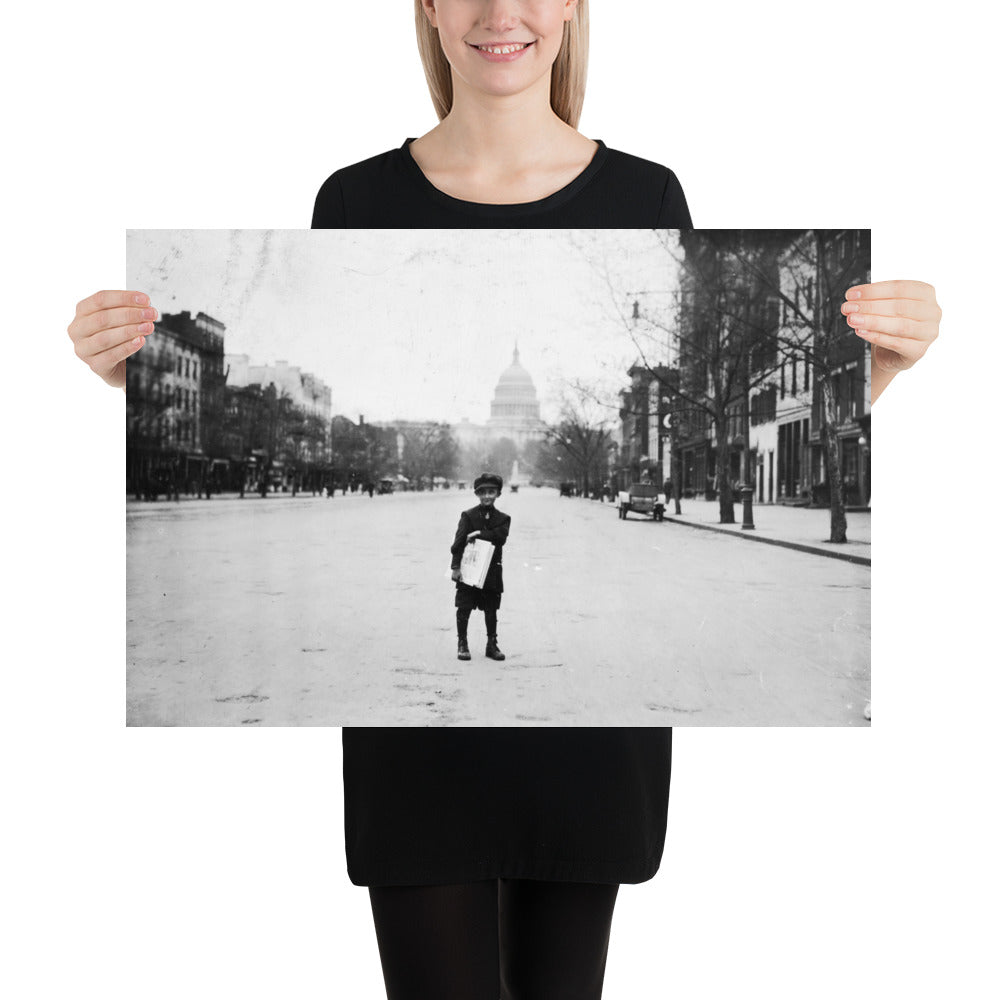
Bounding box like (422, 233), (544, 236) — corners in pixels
(68, 290), (157, 389)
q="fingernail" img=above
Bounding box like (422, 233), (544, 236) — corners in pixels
(843, 303), (859, 314)
(847, 288), (862, 300)
(138, 322), (153, 334)
(142, 308), (157, 320)
(132, 336), (144, 346)
(133, 294), (149, 306)
(849, 314), (865, 328)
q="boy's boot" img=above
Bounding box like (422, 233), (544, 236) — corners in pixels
(457, 610), (472, 661)
(485, 635), (505, 661)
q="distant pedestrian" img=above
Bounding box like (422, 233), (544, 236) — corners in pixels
(450, 472), (510, 662)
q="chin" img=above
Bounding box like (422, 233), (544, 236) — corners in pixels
(469, 76), (539, 100)
(457, 57), (551, 99)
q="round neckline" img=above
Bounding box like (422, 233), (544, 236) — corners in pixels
(399, 138), (609, 217)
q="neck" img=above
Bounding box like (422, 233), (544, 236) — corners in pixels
(433, 75), (572, 168)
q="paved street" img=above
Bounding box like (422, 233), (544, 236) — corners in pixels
(127, 488), (870, 726)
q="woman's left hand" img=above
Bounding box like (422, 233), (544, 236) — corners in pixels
(841, 280), (941, 372)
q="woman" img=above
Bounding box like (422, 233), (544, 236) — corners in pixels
(67, 2), (939, 996)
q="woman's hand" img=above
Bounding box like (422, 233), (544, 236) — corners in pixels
(841, 280), (941, 403)
(68, 290), (157, 389)
(451, 569), (462, 582)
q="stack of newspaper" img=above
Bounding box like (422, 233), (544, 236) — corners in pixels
(459, 539), (494, 589)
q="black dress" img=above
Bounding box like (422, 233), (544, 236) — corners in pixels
(314, 138), (690, 888)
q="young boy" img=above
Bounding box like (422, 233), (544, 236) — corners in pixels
(450, 472), (511, 662)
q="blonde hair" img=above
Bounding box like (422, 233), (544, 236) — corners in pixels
(413, 0), (589, 129)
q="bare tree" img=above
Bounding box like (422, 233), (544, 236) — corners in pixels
(626, 231), (790, 523)
(701, 230), (871, 542)
(399, 423), (459, 488)
(543, 382), (615, 497)
(595, 230), (868, 539)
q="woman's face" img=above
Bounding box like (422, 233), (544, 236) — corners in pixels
(424, 0), (578, 103)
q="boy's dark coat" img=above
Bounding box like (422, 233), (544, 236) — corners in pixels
(450, 504), (511, 593)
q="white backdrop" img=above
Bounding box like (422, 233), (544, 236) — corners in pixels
(4, 1), (997, 998)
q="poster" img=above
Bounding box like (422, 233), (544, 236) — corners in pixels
(126, 229), (871, 726)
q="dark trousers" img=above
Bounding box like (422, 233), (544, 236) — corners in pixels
(457, 607), (498, 640)
(369, 879), (619, 1000)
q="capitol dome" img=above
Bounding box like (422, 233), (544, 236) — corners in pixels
(488, 345), (544, 442)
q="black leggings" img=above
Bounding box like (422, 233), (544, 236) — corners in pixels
(368, 879), (620, 1000)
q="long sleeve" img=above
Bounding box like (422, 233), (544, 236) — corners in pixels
(476, 516), (510, 548)
(450, 512), (471, 569)
(311, 172), (347, 228)
(656, 169), (692, 229)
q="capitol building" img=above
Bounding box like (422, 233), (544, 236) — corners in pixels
(453, 345), (546, 448)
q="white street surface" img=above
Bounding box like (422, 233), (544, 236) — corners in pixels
(127, 488), (870, 726)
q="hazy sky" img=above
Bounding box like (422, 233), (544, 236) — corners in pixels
(126, 229), (682, 424)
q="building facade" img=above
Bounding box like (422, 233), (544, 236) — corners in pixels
(225, 355), (332, 422)
(223, 355), (333, 491)
(625, 230), (871, 507)
(759, 229), (871, 506)
(125, 310), (226, 494)
(451, 346), (548, 484)
(486, 345), (545, 445)
(617, 364), (674, 489)
(125, 314), (337, 497)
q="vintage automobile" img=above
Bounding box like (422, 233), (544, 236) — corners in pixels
(617, 483), (666, 521)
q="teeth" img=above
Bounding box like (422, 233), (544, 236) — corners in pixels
(478, 43), (529, 54)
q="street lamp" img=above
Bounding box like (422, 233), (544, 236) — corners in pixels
(858, 433), (869, 508)
(739, 480), (756, 530)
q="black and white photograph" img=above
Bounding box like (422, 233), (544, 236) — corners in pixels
(126, 228), (871, 727)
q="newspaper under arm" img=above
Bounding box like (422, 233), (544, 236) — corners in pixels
(459, 538), (495, 589)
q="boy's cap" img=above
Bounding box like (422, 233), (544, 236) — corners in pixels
(474, 473), (503, 494)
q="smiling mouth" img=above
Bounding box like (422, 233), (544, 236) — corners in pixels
(470, 41), (534, 55)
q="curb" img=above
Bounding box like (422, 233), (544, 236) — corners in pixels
(658, 513), (872, 566)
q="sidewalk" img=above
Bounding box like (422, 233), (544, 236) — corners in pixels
(125, 488), (377, 505)
(625, 496), (871, 565)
